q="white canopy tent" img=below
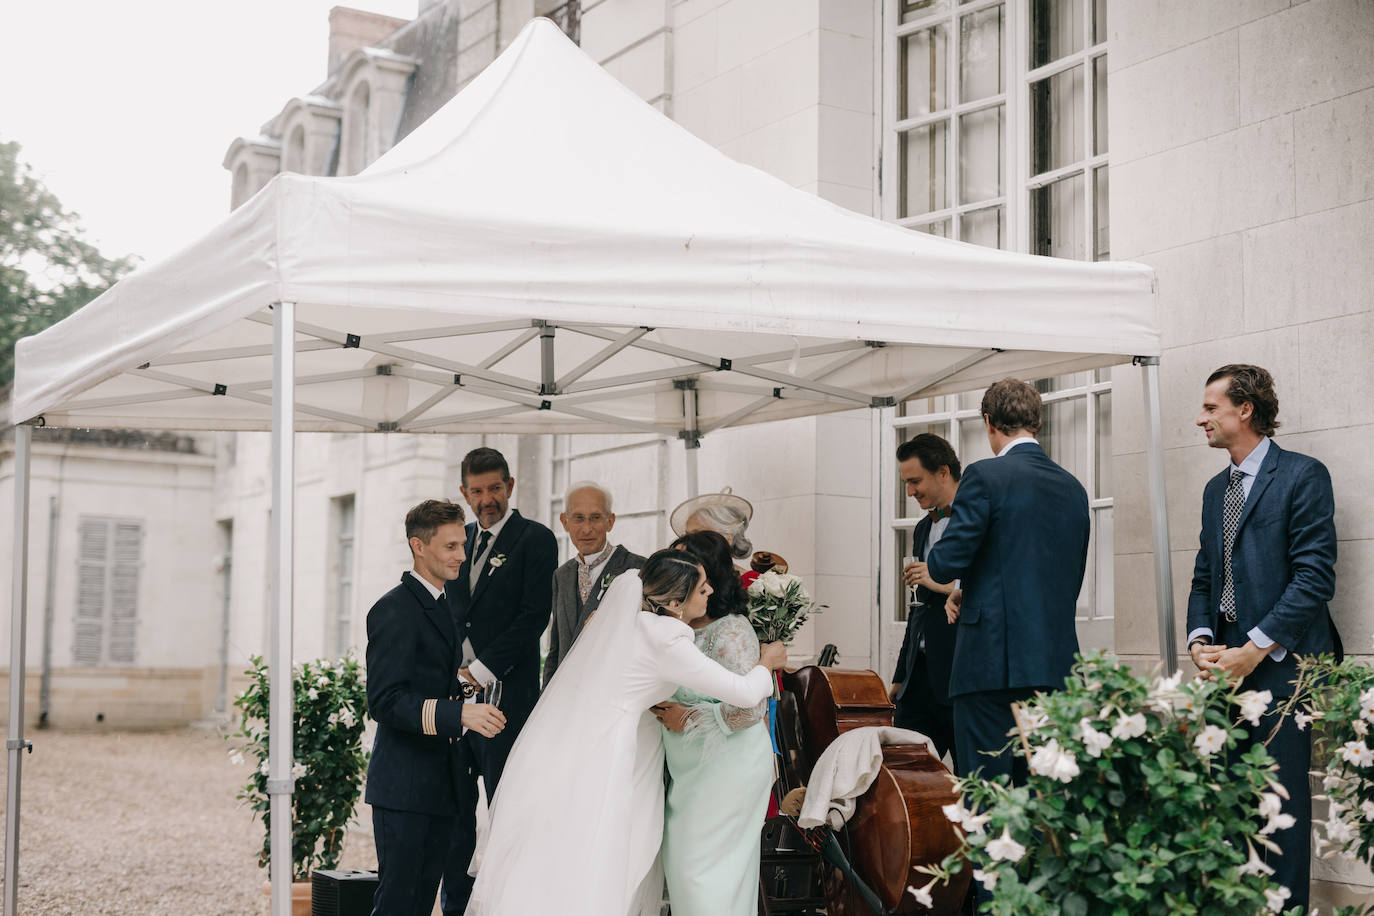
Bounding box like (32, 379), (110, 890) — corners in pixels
(4, 19), (1173, 915)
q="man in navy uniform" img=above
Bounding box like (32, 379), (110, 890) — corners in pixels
(1188, 364), (1340, 911)
(365, 498), (506, 916)
(926, 378), (1090, 784)
(442, 448), (558, 914)
(890, 433), (962, 770)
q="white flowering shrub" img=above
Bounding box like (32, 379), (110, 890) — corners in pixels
(1289, 655), (1374, 882)
(229, 654), (369, 879)
(920, 652), (1302, 915)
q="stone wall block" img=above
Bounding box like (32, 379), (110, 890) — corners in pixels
(1110, 32), (1238, 165)
(1238, 0), (1374, 124)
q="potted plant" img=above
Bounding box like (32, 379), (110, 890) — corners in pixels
(229, 654), (369, 913)
(917, 652), (1305, 915)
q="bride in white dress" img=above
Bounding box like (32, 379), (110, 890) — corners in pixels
(464, 548), (786, 916)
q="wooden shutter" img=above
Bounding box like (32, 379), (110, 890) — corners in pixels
(74, 519), (108, 665)
(73, 517), (142, 665)
(108, 521), (142, 664)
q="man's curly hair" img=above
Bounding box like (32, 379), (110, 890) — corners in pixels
(1207, 364), (1280, 437)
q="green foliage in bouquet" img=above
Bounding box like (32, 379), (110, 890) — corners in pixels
(918, 652), (1303, 916)
(229, 654), (369, 879)
(745, 570), (824, 644)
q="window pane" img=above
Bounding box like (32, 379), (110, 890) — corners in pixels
(901, 0), (949, 23)
(1030, 0), (1084, 69)
(1094, 0), (1107, 44)
(960, 206), (1005, 249)
(959, 4), (1003, 103)
(1094, 54), (1108, 154)
(1095, 390), (1112, 498)
(959, 105), (1003, 203)
(900, 25), (948, 119)
(1030, 65), (1084, 175)
(1093, 165), (1109, 260)
(900, 123), (949, 217)
(1031, 172), (1085, 259)
(913, 217), (951, 238)
(1040, 394), (1087, 481)
(959, 417), (996, 464)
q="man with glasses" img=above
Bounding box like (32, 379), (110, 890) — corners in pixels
(544, 480), (645, 687)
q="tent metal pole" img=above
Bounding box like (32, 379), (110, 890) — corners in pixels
(681, 382), (700, 498)
(1136, 357), (1177, 674)
(4, 425), (32, 916)
(269, 303), (297, 916)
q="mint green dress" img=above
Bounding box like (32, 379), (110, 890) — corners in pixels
(661, 614), (773, 916)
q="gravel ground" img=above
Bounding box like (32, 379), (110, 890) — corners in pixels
(0, 727), (380, 915)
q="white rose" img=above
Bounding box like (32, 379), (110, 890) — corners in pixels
(758, 571), (787, 598)
(1078, 719), (1113, 758)
(291, 762), (307, 779)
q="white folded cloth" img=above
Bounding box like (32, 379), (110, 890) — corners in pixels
(797, 726), (936, 830)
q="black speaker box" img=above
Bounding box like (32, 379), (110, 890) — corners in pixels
(311, 869), (379, 916)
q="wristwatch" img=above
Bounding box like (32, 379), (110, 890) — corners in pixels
(1187, 636), (1212, 654)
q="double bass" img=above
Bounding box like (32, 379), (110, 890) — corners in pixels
(774, 666), (971, 915)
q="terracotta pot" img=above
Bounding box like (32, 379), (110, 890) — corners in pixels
(261, 878), (312, 915)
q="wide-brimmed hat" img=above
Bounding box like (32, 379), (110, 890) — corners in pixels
(669, 487), (753, 537)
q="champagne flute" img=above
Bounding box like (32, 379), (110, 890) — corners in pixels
(485, 679), (503, 710)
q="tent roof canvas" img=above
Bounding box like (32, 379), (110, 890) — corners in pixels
(11, 18), (1157, 436)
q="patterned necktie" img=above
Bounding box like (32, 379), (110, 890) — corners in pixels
(1219, 468), (1246, 623)
(578, 544), (615, 603)
(469, 529), (492, 595)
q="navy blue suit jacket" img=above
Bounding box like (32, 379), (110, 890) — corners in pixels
(1186, 440), (1339, 695)
(364, 571), (466, 815)
(893, 512), (957, 706)
(446, 510), (557, 724)
(926, 442), (1090, 699)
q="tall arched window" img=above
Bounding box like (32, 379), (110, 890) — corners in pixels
(285, 125), (306, 173)
(231, 162), (250, 209)
(343, 81), (372, 174)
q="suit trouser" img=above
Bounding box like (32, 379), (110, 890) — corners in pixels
(440, 711), (524, 915)
(371, 806), (455, 916)
(894, 652), (957, 773)
(1233, 695), (1312, 909)
(952, 687), (1037, 783)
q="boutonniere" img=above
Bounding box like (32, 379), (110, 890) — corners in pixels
(600, 571), (615, 591)
(487, 553), (507, 576)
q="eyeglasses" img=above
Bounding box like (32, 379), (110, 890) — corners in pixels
(566, 514), (609, 525)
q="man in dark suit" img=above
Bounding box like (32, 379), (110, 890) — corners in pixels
(1187, 364), (1339, 911)
(890, 433), (961, 770)
(365, 499), (506, 916)
(544, 480), (645, 687)
(441, 447), (558, 915)
(926, 378), (1090, 785)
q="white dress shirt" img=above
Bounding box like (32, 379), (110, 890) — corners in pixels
(1187, 437), (1284, 661)
(467, 505), (514, 687)
(997, 435), (1038, 457)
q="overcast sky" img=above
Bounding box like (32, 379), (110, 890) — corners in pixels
(1, 0), (419, 266)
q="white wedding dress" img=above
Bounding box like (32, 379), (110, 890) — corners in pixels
(464, 571), (774, 916)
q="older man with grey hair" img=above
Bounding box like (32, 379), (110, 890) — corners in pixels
(543, 481), (646, 687)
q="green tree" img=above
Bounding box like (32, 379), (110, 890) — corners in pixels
(1, 138), (136, 385)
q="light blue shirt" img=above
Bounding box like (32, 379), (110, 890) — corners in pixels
(1187, 437), (1284, 661)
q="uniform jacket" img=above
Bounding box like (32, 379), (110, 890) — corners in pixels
(364, 571), (466, 815)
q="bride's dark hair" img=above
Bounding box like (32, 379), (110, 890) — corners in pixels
(669, 531), (746, 619)
(639, 548), (704, 616)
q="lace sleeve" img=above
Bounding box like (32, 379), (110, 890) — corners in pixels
(692, 616), (767, 734)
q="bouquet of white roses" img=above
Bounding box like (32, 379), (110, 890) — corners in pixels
(746, 570), (822, 645)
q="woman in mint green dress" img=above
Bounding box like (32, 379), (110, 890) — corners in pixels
(652, 531), (774, 916)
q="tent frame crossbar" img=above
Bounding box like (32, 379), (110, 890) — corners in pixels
(134, 367), (376, 430)
(892, 348), (1003, 403)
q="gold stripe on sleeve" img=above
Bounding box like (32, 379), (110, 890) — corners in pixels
(422, 698), (438, 736)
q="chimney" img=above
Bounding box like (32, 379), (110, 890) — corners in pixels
(328, 6), (412, 76)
